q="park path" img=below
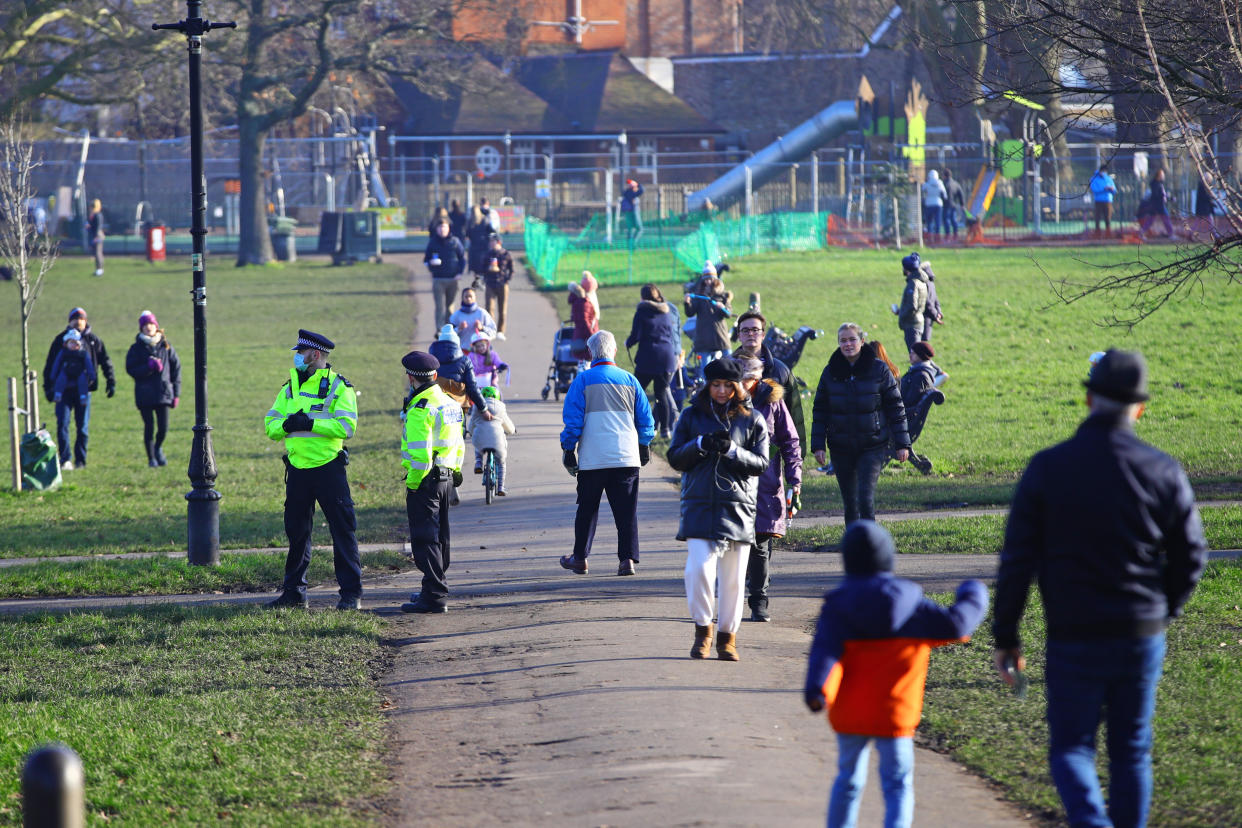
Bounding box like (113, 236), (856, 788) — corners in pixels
(364, 256), (1033, 827)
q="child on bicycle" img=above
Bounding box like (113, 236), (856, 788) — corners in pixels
(467, 331), (509, 388)
(470, 385), (516, 495)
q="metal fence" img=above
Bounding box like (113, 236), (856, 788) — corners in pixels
(23, 132), (1229, 246)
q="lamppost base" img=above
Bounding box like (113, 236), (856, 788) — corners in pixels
(186, 489), (221, 566)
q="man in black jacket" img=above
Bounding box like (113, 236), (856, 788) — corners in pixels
(992, 349), (1206, 828)
(43, 306), (115, 468)
(424, 220), (467, 326)
(733, 311), (806, 457)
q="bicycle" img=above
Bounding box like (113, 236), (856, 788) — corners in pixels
(481, 448), (498, 504)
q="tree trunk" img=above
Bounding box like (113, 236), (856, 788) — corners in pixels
(236, 116), (274, 266)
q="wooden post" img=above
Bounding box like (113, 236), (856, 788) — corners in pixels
(8, 377), (20, 492)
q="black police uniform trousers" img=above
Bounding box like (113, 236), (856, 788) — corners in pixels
(282, 453), (363, 599)
(407, 470), (454, 605)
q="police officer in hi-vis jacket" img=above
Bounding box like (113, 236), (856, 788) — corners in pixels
(399, 350), (465, 614)
(264, 330), (362, 610)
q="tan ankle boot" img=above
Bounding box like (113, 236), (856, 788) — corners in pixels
(690, 623), (714, 659)
(717, 631), (739, 661)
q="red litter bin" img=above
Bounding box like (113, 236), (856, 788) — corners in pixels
(144, 224), (166, 262)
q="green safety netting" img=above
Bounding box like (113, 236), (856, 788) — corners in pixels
(525, 212), (830, 288)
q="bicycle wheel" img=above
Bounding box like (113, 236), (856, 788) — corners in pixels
(483, 449), (496, 504)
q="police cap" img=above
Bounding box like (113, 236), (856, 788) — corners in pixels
(291, 330), (335, 352)
(402, 350), (439, 378)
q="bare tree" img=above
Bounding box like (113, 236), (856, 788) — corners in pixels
(0, 116), (58, 410)
(0, 0), (175, 121)
(931, 0), (1242, 324)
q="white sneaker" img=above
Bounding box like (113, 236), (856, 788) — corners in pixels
(496, 332), (506, 341)
(93, 268), (103, 277)
(61, 460), (74, 471)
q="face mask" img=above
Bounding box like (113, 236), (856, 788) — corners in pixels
(294, 353), (310, 371)
(460, 300), (476, 311)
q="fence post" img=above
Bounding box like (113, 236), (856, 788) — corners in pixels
(893, 196), (901, 249)
(605, 168), (614, 245)
(8, 377), (20, 492)
(744, 166), (753, 218)
(22, 743), (84, 827)
(812, 153), (820, 217)
(789, 163), (798, 210)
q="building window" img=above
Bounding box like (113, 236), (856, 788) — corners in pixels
(635, 139), (656, 172)
(513, 141), (537, 172)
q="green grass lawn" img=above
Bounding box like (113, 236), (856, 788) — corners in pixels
(786, 505), (1242, 554)
(919, 558), (1242, 827)
(585, 247), (1242, 511)
(0, 549), (412, 599)
(0, 605), (390, 825)
(0, 256), (417, 558)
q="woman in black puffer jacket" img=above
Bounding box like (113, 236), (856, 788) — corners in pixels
(125, 310), (181, 467)
(810, 323), (910, 525)
(625, 283), (680, 439)
(668, 358), (768, 663)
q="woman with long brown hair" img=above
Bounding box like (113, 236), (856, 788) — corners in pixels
(668, 358), (769, 661)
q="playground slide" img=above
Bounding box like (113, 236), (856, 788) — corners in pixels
(685, 100), (859, 213)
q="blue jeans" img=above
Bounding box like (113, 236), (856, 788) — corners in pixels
(830, 446), (888, 525)
(1045, 634), (1166, 828)
(55, 395), (91, 465)
(923, 204), (942, 235)
(828, 734), (913, 828)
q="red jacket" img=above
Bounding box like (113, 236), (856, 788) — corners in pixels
(805, 575), (986, 737)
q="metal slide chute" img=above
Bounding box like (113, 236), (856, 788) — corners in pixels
(686, 100), (859, 213)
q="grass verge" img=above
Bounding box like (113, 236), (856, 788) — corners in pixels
(0, 550), (413, 599)
(586, 247), (1242, 511)
(919, 559), (1242, 827)
(0, 605), (390, 825)
(786, 505), (1242, 555)
(0, 257), (416, 559)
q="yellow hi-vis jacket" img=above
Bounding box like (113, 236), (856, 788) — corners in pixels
(265, 367), (358, 469)
(402, 382), (465, 489)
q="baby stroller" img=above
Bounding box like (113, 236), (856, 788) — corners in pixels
(763, 325), (822, 371)
(540, 321), (580, 401)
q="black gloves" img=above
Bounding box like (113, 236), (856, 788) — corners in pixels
(452, 469), (463, 487)
(639, 444), (651, 466)
(703, 430), (732, 454)
(562, 449), (578, 477)
(283, 410), (313, 433)
(105, 380), (115, 398)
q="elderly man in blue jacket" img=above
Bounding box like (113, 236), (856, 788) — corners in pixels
(560, 329), (656, 576)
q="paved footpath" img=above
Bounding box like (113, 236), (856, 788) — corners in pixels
(364, 258), (1032, 827)
(2, 257), (1233, 824)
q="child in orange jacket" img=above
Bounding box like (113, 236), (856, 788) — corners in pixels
(804, 521), (987, 828)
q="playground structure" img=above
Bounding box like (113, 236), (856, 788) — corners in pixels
(18, 70), (1225, 261)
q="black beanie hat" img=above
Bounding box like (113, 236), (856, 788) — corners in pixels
(703, 358), (744, 383)
(841, 520), (896, 576)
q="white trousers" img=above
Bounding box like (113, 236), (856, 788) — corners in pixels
(685, 538), (749, 634)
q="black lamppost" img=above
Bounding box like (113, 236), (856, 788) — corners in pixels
(154, 0), (234, 566)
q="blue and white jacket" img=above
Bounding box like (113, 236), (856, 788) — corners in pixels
(560, 359), (655, 470)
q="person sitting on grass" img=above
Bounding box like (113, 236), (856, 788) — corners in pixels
(805, 520), (987, 828)
(469, 386), (517, 495)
